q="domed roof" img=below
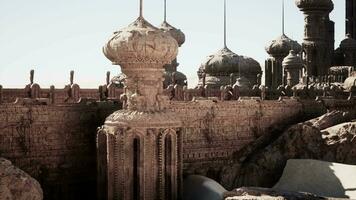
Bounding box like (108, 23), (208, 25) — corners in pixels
(340, 34), (356, 50)
(164, 71), (187, 84)
(200, 47), (261, 75)
(282, 50), (303, 68)
(160, 21), (185, 47)
(266, 34), (302, 58)
(295, 0), (334, 12)
(103, 17), (178, 66)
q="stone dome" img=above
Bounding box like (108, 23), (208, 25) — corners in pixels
(282, 50), (303, 68)
(340, 34), (356, 50)
(295, 0), (334, 12)
(103, 17), (178, 66)
(266, 34), (302, 58)
(200, 47), (261, 76)
(163, 70), (187, 86)
(160, 21), (186, 47)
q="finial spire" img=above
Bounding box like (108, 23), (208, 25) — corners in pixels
(30, 69), (34, 84)
(282, 0), (285, 35)
(139, 0), (143, 18)
(164, 0), (167, 22)
(224, 0), (227, 48)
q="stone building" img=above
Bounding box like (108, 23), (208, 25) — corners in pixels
(0, 1), (355, 200)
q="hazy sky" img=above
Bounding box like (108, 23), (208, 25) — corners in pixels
(0, 0), (346, 88)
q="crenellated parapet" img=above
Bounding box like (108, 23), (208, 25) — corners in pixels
(0, 70), (123, 105)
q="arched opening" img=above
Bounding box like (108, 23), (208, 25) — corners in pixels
(165, 134), (173, 199)
(133, 138), (140, 200)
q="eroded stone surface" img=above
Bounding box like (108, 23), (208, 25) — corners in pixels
(220, 111), (355, 190)
(0, 158), (43, 200)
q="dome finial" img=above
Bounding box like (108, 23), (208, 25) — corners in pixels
(139, 0), (143, 18)
(224, 0), (227, 48)
(282, 0), (285, 35)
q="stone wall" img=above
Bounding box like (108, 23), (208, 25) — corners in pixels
(170, 99), (309, 178)
(0, 94), (351, 199)
(0, 102), (120, 200)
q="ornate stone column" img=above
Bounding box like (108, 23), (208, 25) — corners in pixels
(97, 14), (182, 200)
(296, 0), (334, 77)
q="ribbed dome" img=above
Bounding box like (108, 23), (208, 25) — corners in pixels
(340, 34), (356, 50)
(266, 34), (302, 58)
(295, 0), (334, 12)
(103, 17), (178, 66)
(160, 21), (186, 47)
(282, 50), (303, 68)
(200, 47), (261, 76)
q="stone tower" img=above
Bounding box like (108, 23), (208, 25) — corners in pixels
(296, 0), (334, 77)
(160, 0), (187, 88)
(282, 50), (304, 87)
(346, 0), (356, 39)
(96, 2), (183, 200)
(265, 0), (302, 89)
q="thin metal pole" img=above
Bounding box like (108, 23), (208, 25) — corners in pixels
(282, 0), (285, 35)
(224, 0), (227, 48)
(164, 0), (167, 22)
(140, 0), (143, 18)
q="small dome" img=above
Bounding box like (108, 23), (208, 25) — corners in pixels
(282, 50), (303, 68)
(265, 34), (302, 58)
(160, 21), (186, 47)
(163, 70), (187, 86)
(295, 0), (334, 12)
(340, 34), (356, 50)
(103, 17), (178, 66)
(200, 47), (261, 76)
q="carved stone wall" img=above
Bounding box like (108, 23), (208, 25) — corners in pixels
(0, 102), (120, 200)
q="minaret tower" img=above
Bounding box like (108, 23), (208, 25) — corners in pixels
(265, 0), (302, 89)
(160, 0), (187, 88)
(346, 0), (356, 39)
(97, 0), (183, 199)
(295, 0), (334, 77)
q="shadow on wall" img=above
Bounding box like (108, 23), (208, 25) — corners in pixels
(183, 175), (226, 200)
(273, 159), (356, 199)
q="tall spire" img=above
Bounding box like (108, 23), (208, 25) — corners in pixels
(224, 0), (227, 48)
(139, 0), (143, 18)
(164, 0), (167, 22)
(282, 0), (285, 35)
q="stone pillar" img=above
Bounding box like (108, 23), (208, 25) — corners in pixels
(346, 0), (356, 39)
(0, 85), (2, 104)
(296, 0), (334, 77)
(98, 16), (182, 200)
(266, 58), (284, 89)
(265, 58), (273, 88)
(49, 85), (55, 104)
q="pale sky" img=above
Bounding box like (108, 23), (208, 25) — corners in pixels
(0, 0), (346, 88)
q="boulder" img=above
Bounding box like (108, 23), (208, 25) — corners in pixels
(224, 187), (347, 200)
(183, 175), (227, 200)
(274, 159), (356, 199)
(220, 111), (356, 190)
(0, 158), (43, 200)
